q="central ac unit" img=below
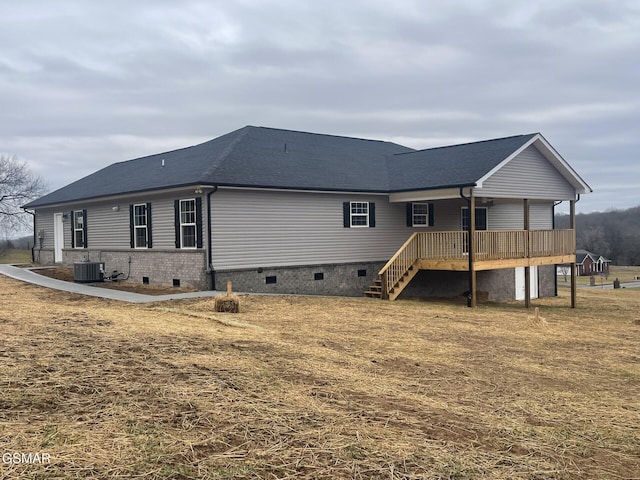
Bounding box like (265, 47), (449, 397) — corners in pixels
(73, 262), (104, 283)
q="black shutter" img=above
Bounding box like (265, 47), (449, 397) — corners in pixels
(343, 202), (350, 228)
(146, 203), (153, 248)
(368, 202), (376, 228)
(174, 200), (181, 248)
(196, 198), (203, 249)
(70, 210), (75, 248)
(82, 209), (88, 248)
(428, 203), (435, 227)
(406, 203), (413, 227)
(129, 205), (135, 248)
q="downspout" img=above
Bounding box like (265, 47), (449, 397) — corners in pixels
(553, 202), (558, 297)
(459, 187), (474, 307)
(206, 186), (218, 290)
(23, 208), (36, 263)
(553, 200), (564, 298)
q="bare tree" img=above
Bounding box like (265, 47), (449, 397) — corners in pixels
(0, 155), (45, 235)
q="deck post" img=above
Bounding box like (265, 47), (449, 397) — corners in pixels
(468, 192), (477, 308)
(524, 199), (531, 308)
(570, 199), (577, 308)
(381, 271), (389, 300)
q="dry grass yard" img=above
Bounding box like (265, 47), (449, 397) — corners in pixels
(0, 249), (31, 265)
(0, 275), (638, 479)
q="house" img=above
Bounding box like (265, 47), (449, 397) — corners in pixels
(23, 126), (591, 307)
(575, 250), (612, 276)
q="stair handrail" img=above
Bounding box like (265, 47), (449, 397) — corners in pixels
(378, 232), (419, 276)
(378, 233), (420, 299)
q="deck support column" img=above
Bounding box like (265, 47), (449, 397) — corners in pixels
(468, 192), (477, 308)
(381, 271), (389, 300)
(524, 199), (531, 308)
(570, 199), (577, 308)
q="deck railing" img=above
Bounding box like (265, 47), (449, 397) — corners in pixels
(378, 229), (575, 297)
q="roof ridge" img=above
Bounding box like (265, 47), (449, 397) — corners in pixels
(393, 133), (538, 157)
(200, 126), (253, 180)
(254, 125), (408, 147)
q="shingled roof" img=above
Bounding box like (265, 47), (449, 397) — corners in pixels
(387, 133), (538, 192)
(24, 126), (564, 208)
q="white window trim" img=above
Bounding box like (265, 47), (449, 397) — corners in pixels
(180, 199), (197, 249)
(73, 211), (85, 249)
(350, 201), (369, 228)
(411, 202), (430, 228)
(133, 203), (148, 249)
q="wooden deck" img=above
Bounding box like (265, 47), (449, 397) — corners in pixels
(370, 229), (575, 301)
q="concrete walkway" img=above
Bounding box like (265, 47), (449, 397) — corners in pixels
(0, 264), (224, 303)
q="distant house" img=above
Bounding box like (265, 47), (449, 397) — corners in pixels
(23, 126), (591, 306)
(576, 250), (612, 276)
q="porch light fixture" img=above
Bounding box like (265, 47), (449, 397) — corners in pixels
(112, 206), (120, 211)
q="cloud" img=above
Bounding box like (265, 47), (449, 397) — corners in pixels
(0, 0), (638, 214)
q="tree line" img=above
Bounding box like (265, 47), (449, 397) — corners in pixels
(556, 205), (640, 266)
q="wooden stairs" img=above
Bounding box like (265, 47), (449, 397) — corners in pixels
(364, 278), (384, 299)
(364, 260), (421, 301)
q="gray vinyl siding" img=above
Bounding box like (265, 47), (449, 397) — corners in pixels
(32, 192), (206, 251)
(476, 145), (576, 200)
(424, 199), (552, 231)
(151, 199), (179, 249)
(530, 203), (553, 230)
(34, 209), (55, 249)
(429, 199), (467, 231)
(84, 203), (129, 249)
(488, 201), (553, 230)
(210, 189), (413, 270)
(32, 188), (555, 271)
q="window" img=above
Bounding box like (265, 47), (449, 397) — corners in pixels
(132, 204), (150, 248)
(343, 201), (375, 228)
(72, 210), (87, 248)
(180, 199), (197, 248)
(406, 203), (434, 227)
(351, 202), (369, 227)
(461, 207), (488, 231)
(174, 198), (203, 249)
(412, 203), (429, 226)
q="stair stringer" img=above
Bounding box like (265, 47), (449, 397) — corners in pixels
(388, 259), (422, 301)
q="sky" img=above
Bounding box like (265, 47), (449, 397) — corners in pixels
(1, 0), (639, 217)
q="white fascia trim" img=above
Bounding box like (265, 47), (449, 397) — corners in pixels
(475, 136), (539, 188)
(476, 134), (592, 194)
(531, 135), (592, 194)
(389, 187), (472, 203)
(217, 186), (388, 196)
(32, 185), (217, 210)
